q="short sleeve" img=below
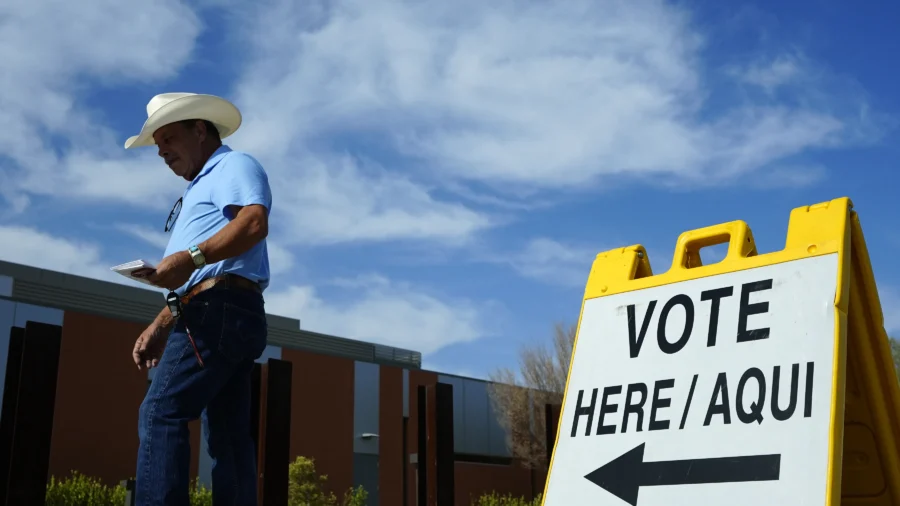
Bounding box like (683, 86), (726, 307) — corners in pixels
(210, 152), (273, 218)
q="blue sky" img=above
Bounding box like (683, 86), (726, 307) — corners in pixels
(1, 0), (898, 380)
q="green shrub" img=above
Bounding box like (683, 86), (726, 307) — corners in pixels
(46, 472), (212, 506)
(45, 471), (127, 506)
(189, 478), (213, 506)
(288, 456), (368, 506)
(472, 491), (542, 506)
(46, 457), (368, 506)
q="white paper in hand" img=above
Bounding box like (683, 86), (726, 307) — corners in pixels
(110, 259), (160, 287)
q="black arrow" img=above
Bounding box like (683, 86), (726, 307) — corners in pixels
(584, 443), (781, 506)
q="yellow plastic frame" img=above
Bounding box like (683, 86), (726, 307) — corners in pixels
(541, 196), (900, 505)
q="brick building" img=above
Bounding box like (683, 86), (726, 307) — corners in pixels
(0, 260), (546, 504)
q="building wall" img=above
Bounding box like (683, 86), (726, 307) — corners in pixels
(0, 298), (545, 504)
(48, 311), (149, 485)
(410, 373), (551, 505)
(281, 348), (355, 497)
(437, 374), (511, 458)
(378, 365), (404, 506)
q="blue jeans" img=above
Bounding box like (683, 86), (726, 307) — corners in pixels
(136, 285), (268, 505)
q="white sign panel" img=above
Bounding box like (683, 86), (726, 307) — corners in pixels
(544, 253), (839, 505)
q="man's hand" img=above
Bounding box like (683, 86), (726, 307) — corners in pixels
(133, 322), (169, 370)
(147, 250), (195, 290)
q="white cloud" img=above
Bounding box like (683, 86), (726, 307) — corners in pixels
(496, 238), (701, 285)
(727, 54), (803, 92)
(2, 0), (888, 253)
(266, 152), (493, 246)
(44, 152), (180, 211)
(114, 223), (171, 251)
(501, 238), (598, 287)
(225, 0), (880, 197)
(1, 0), (494, 247)
(0, 0), (198, 212)
(0, 225), (147, 288)
(1, 0), (198, 82)
(265, 274), (486, 354)
(742, 165), (828, 189)
(266, 241), (295, 276)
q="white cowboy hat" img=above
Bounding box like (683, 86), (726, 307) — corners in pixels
(123, 92), (242, 149)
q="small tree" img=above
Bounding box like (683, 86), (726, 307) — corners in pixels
(287, 456), (367, 506)
(487, 322), (576, 468)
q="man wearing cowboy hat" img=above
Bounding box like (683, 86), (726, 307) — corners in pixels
(126, 92), (272, 505)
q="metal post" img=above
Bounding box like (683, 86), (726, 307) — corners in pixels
(0, 327), (24, 505)
(402, 416), (409, 506)
(255, 363), (269, 505)
(416, 385), (427, 506)
(258, 358), (292, 506)
(121, 479), (136, 506)
(545, 403), (564, 465)
(250, 363), (262, 460)
(434, 383), (455, 506)
(3, 321), (62, 506)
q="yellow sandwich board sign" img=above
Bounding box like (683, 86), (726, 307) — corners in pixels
(542, 197), (900, 505)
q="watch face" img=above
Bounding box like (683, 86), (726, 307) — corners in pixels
(190, 248), (205, 266)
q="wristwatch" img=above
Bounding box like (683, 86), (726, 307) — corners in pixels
(188, 245), (206, 269)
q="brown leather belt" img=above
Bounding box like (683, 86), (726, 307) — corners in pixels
(180, 274), (261, 304)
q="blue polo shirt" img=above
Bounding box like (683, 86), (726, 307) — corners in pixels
(163, 145), (272, 296)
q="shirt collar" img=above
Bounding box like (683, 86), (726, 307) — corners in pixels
(187, 145), (232, 189)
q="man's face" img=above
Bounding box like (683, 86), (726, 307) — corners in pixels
(152, 121), (206, 180)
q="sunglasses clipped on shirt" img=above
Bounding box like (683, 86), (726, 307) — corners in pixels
(165, 197), (182, 232)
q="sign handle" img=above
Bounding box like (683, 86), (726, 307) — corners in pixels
(671, 220), (757, 270)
